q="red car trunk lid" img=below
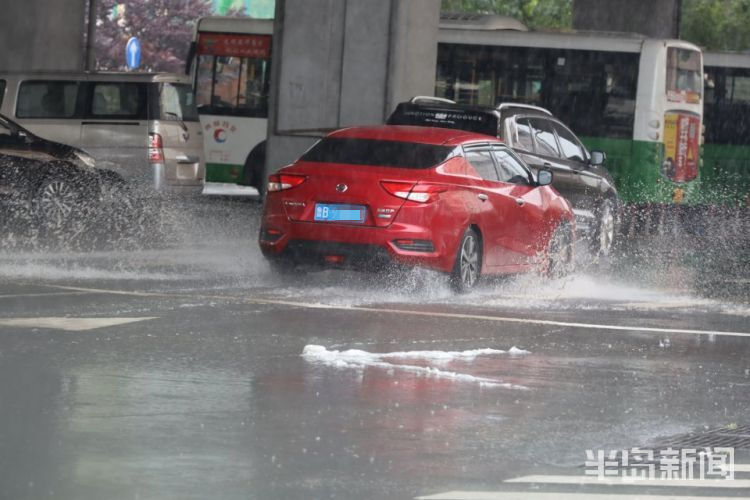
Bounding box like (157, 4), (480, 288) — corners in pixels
(278, 162), (425, 227)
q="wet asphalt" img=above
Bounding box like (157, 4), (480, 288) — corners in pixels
(1, 195), (749, 500)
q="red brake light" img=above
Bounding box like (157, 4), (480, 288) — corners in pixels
(381, 181), (415, 200)
(381, 181), (444, 203)
(148, 133), (164, 163)
(268, 174), (307, 192)
(149, 133), (163, 148)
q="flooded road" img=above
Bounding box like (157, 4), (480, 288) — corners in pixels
(1, 195), (749, 500)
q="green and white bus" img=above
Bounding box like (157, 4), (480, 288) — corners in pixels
(188, 16), (273, 192)
(436, 15), (704, 211)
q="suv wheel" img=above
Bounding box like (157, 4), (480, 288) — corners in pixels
(592, 198), (616, 257)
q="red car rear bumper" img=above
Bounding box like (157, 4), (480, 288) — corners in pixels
(259, 212), (457, 272)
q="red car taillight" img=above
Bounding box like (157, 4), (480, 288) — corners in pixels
(381, 181), (445, 203)
(148, 133), (164, 163)
(268, 174), (307, 192)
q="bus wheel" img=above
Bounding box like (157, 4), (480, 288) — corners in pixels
(241, 141), (266, 197)
(591, 198), (616, 258)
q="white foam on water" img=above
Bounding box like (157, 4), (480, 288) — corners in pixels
(0, 261), (186, 282)
(301, 344), (529, 390)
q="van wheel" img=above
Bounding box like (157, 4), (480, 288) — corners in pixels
(450, 228), (481, 293)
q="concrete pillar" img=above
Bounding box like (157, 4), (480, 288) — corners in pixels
(0, 0), (87, 71)
(573, 0), (681, 39)
(265, 0), (441, 174)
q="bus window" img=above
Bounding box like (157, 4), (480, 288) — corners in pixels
(436, 44), (637, 139)
(666, 48), (702, 103)
(703, 66), (750, 146)
(195, 56), (214, 109)
(195, 33), (272, 118)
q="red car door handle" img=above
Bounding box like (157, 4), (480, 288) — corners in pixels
(477, 193), (488, 201)
(515, 198), (525, 206)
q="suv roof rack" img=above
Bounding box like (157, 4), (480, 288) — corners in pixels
(496, 103), (552, 116)
(409, 96), (457, 105)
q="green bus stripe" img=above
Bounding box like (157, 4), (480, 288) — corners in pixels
(206, 162), (245, 184)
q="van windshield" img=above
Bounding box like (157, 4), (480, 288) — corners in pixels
(156, 83), (199, 122)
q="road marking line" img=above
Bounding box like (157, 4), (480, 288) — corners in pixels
(417, 492), (748, 499)
(34, 284), (750, 339)
(621, 301), (713, 310)
(504, 475), (750, 488)
(42, 284), (169, 298)
(0, 317), (158, 332)
(252, 299), (750, 339)
(0, 291), (93, 299)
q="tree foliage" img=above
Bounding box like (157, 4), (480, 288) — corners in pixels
(442, 0), (750, 51)
(681, 0), (750, 51)
(95, 0), (214, 72)
(441, 0), (572, 30)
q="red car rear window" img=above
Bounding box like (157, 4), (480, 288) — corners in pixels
(300, 138), (453, 169)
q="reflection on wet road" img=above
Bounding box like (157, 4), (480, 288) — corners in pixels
(1, 197), (749, 499)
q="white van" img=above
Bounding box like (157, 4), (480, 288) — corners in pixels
(0, 72), (205, 195)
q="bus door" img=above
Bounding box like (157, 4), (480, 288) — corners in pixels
(194, 32), (272, 184)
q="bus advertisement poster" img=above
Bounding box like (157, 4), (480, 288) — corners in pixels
(663, 112), (700, 183)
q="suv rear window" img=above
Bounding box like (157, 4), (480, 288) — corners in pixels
(387, 104), (499, 137)
(300, 138), (453, 169)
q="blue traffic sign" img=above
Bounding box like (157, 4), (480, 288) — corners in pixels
(125, 37), (141, 70)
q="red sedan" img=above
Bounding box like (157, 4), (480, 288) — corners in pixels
(259, 125), (575, 292)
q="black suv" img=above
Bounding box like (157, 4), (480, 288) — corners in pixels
(387, 97), (619, 257)
(0, 113), (112, 231)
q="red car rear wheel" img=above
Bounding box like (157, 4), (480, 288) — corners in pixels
(450, 228), (481, 293)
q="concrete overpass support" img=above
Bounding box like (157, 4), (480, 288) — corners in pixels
(0, 0), (87, 71)
(573, 0), (681, 39)
(266, 0), (441, 174)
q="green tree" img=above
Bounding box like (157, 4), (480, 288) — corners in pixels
(95, 0), (214, 72)
(681, 0), (750, 51)
(441, 0), (572, 30)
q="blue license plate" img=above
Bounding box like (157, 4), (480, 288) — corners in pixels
(314, 203), (366, 223)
